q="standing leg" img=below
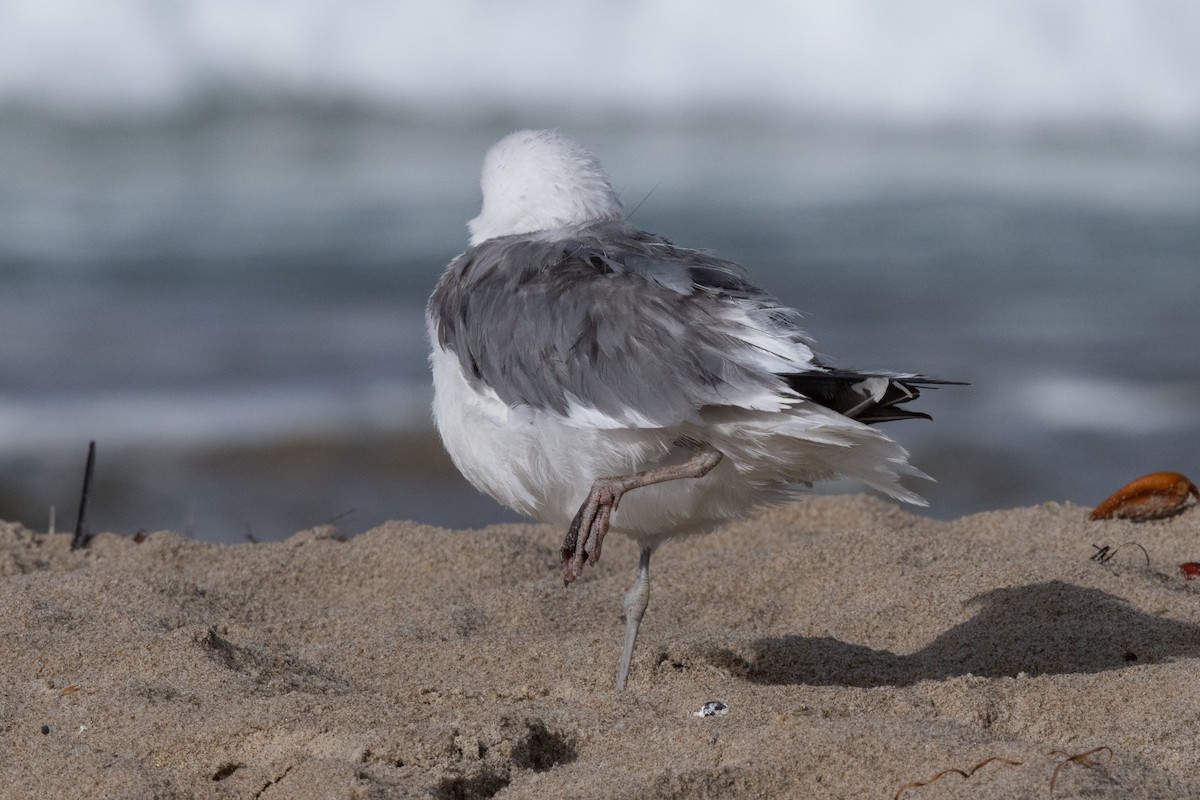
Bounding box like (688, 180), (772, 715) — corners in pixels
(560, 444), (722, 585)
(617, 546), (654, 691)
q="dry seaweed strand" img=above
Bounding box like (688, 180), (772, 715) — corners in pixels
(893, 747), (1113, 799)
(1048, 746), (1113, 796)
(892, 756), (1023, 799)
(1108, 541), (1151, 569)
(1095, 541), (1152, 576)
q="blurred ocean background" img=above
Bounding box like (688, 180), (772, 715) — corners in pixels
(2, 0), (1198, 543)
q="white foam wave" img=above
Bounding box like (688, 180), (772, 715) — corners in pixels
(1014, 376), (1200, 434)
(2, 0), (1198, 132)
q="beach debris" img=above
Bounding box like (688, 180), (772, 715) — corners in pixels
(320, 508), (357, 526)
(40, 726), (49, 736)
(1180, 562), (1200, 580)
(893, 756), (1022, 799)
(892, 747), (1113, 799)
(693, 701), (729, 718)
(1048, 747), (1112, 795)
(71, 441), (97, 550)
(1089, 472), (1199, 521)
(1089, 542), (1150, 574)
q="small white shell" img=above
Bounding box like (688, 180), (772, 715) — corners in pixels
(694, 701), (729, 717)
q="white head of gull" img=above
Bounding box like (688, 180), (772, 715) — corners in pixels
(428, 129), (959, 691)
(468, 129), (624, 247)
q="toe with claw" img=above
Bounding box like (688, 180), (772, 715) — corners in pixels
(560, 481), (621, 585)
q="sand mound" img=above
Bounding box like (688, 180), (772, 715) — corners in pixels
(2, 496), (1198, 798)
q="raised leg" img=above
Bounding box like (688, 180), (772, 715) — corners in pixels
(560, 444), (722, 585)
(617, 546), (653, 690)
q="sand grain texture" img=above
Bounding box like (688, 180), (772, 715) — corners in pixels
(1, 496), (1198, 799)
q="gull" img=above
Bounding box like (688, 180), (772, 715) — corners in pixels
(427, 129), (957, 690)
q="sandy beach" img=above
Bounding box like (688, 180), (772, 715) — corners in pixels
(2, 494), (1198, 799)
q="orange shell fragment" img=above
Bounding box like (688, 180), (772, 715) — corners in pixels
(1090, 472), (1200, 521)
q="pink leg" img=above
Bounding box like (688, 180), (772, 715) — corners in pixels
(560, 445), (723, 586)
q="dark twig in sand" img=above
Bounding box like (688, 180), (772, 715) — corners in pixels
(71, 441), (96, 551)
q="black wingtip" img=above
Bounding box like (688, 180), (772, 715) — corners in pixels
(784, 370), (964, 425)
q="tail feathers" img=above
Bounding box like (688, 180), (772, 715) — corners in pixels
(768, 411), (933, 507)
(785, 369), (964, 426)
(866, 456), (932, 507)
(841, 444), (932, 507)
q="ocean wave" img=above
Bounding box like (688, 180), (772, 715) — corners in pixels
(1012, 376), (1200, 434)
(2, 0), (1198, 132)
(0, 380), (433, 458)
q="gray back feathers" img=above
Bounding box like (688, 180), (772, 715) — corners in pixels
(429, 221), (809, 427)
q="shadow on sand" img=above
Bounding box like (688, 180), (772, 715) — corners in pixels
(714, 581), (1200, 687)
